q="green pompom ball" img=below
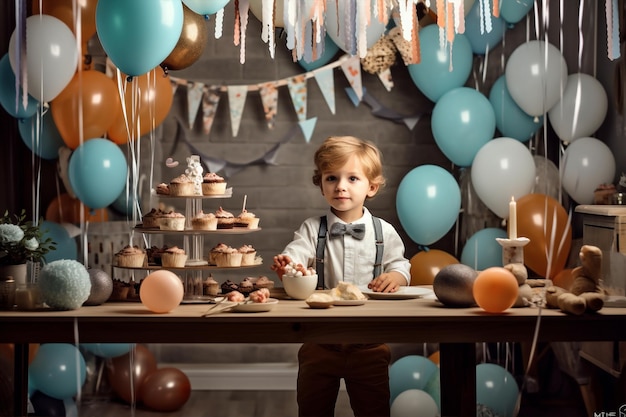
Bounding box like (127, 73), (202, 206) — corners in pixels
(39, 260), (91, 310)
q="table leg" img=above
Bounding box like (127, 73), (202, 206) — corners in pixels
(440, 342), (476, 417)
(14, 343), (28, 417)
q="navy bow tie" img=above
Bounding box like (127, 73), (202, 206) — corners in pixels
(329, 222), (366, 240)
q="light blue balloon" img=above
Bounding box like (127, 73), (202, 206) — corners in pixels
(500, 0), (533, 25)
(96, 0), (184, 77)
(396, 165), (461, 246)
(431, 87), (496, 167)
(298, 35), (340, 71)
(40, 221), (77, 263)
(29, 343), (86, 400)
(81, 343), (135, 358)
(183, 0), (231, 15)
(18, 111), (65, 160)
(389, 355), (438, 404)
(476, 363), (519, 417)
(0, 54), (38, 119)
(407, 25), (473, 102)
(489, 75), (543, 142)
(460, 227), (507, 270)
(464, 0), (507, 54)
(69, 139), (128, 209)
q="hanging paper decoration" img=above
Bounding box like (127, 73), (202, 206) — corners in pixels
(340, 56), (363, 101)
(287, 75), (307, 121)
(227, 85), (248, 137)
(202, 86), (221, 135)
(187, 82), (204, 129)
(298, 117), (317, 143)
(258, 81), (279, 129)
(313, 67), (336, 115)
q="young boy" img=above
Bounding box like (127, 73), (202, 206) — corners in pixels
(272, 136), (411, 417)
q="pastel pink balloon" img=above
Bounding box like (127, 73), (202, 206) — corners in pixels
(140, 270), (184, 313)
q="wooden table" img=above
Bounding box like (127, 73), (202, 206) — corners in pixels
(2, 297), (626, 416)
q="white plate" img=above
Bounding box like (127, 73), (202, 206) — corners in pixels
(333, 299), (366, 306)
(231, 298), (279, 313)
(357, 286), (433, 300)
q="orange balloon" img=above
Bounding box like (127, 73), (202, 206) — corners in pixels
(0, 344), (40, 364)
(552, 268), (574, 290)
(517, 194), (572, 279)
(33, 0), (98, 44)
(45, 193), (109, 224)
(409, 249), (458, 285)
(107, 69), (174, 144)
(139, 367), (191, 412)
(428, 351), (440, 365)
(140, 270), (184, 313)
(51, 70), (121, 149)
(473, 267), (519, 313)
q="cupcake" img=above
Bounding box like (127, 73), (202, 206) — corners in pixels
(159, 211), (186, 231)
(161, 246), (188, 268)
(202, 172), (227, 195)
(238, 277), (254, 296)
(238, 244), (257, 266)
(209, 243), (229, 265)
(203, 275), (220, 296)
(191, 210), (218, 231)
(110, 279), (130, 301)
(169, 174), (195, 196)
(142, 208), (165, 229)
(221, 279), (239, 294)
(215, 207), (235, 229)
(235, 209), (260, 229)
(156, 183), (170, 195)
(146, 245), (167, 266)
(254, 275), (275, 290)
(214, 246), (242, 267)
(115, 245), (146, 267)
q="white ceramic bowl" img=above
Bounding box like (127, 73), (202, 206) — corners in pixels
(282, 274), (318, 300)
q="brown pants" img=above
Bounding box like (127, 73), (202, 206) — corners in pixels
(297, 343), (391, 417)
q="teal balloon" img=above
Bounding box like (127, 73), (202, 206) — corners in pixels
(183, 0), (231, 15)
(40, 221), (77, 263)
(489, 75), (543, 142)
(18, 111), (65, 160)
(460, 228), (506, 270)
(397, 165), (461, 246)
(81, 343), (135, 358)
(423, 368), (440, 412)
(389, 355), (438, 404)
(29, 343), (86, 400)
(476, 363), (519, 417)
(408, 25), (473, 102)
(111, 188), (140, 216)
(432, 87), (496, 167)
(464, 1), (507, 54)
(69, 139), (128, 209)
(298, 35), (340, 71)
(96, 0), (184, 76)
(500, 0), (533, 24)
(0, 54), (38, 119)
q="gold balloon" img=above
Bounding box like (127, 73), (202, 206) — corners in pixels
(162, 4), (209, 71)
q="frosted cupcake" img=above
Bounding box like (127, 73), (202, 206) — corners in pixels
(161, 246), (188, 268)
(142, 208), (165, 229)
(215, 207), (235, 229)
(155, 183), (170, 195)
(191, 210), (218, 230)
(202, 172), (227, 195)
(159, 211), (186, 231)
(115, 245), (146, 267)
(238, 244), (257, 266)
(203, 275), (220, 296)
(214, 246), (242, 267)
(169, 174), (195, 196)
(235, 209), (260, 229)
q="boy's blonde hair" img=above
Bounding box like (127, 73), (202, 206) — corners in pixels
(312, 136), (386, 189)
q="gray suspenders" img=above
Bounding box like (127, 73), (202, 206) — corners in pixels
(315, 215), (384, 289)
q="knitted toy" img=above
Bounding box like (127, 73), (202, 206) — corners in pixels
(504, 262), (533, 307)
(545, 245), (605, 315)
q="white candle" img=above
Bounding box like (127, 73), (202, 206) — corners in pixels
(508, 196), (517, 239)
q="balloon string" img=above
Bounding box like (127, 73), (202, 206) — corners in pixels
(73, 317), (82, 411)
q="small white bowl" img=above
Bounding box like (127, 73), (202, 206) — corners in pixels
(282, 274), (318, 300)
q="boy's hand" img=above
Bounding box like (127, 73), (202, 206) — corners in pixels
(368, 272), (406, 293)
(271, 254), (292, 281)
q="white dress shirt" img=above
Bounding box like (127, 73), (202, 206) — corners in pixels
(281, 207), (411, 289)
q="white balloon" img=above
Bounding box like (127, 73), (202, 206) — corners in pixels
(429, 0), (476, 17)
(470, 137), (536, 218)
(8, 15), (78, 103)
(532, 155), (561, 201)
(548, 73), (608, 143)
(505, 40), (568, 117)
(560, 137), (616, 204)
(391, 389), (438, 417)
(325, 0), (387, 56)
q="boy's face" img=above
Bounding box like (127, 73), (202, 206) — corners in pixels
(320, 155), (379, 222)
